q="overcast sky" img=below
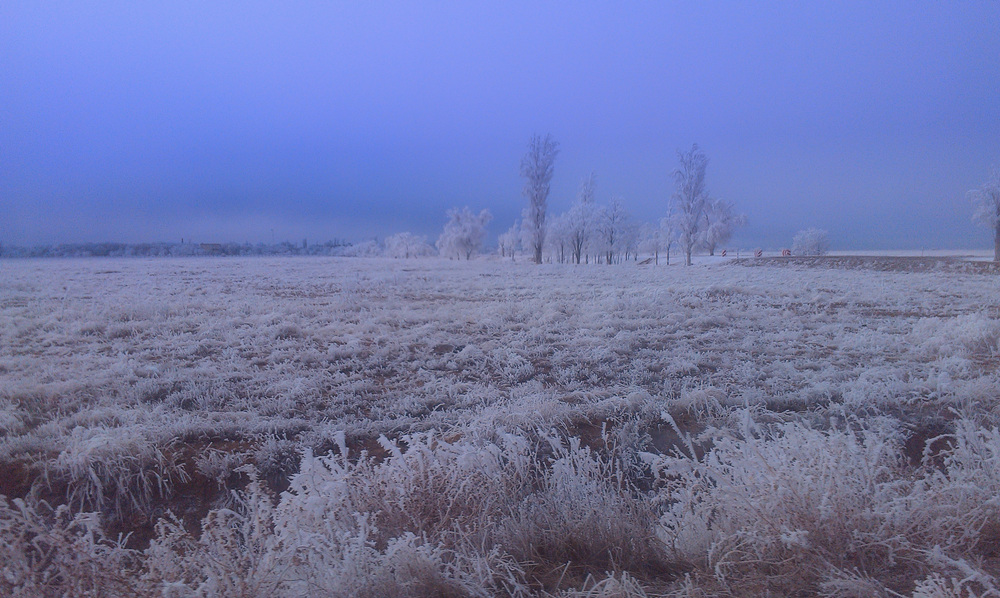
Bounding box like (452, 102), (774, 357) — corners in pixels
(2, 2), (999, 249)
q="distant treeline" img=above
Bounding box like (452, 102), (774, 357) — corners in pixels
(0, 239), (360, 258)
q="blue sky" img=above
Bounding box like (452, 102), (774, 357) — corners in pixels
(2, 2), (998, 249)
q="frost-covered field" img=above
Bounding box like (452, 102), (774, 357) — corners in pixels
(2, 256), (999, 596)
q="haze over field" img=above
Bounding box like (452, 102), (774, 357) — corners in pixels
(2, 2), (999, 250)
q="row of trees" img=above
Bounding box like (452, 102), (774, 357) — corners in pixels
(430, 138), (748, 264)
(510, 136), (746, 266)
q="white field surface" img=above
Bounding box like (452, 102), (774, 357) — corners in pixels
(2, 255), (1000, 597)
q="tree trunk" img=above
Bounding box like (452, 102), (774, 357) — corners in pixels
(685, 247), (692, 266)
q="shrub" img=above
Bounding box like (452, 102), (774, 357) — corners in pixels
(792, 228), (831, 256)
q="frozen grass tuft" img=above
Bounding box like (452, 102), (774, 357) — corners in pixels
(44, 426), (189, 521)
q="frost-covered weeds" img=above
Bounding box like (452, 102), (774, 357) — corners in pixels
(2, 256), (1000, 595)
(647, 412), (1000, 596)
(0, 430), (660, 596)
(3, 421), (1000, 597)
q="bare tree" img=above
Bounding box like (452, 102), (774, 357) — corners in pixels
(548, 212), (571, 263)
(596, 198), (631, 265)
(659, 216), (678, 265)
(566, 172), (597, 264)
(578, 171), (596, 205)
(970, 168), (1000, 262)
(669, 144), (710, 266)
(497, 222), (520, 260)
(520, 134), (559, 264)
(640, 220), (676, 265)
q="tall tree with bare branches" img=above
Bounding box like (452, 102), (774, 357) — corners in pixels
(669, 144), (710, 266)
(566, 171), (597, 264)
(520, 134), (559, 264)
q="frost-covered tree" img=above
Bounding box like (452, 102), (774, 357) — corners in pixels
(791, 228), (830, 256)
(547, 212), (571, 264)
(436, 207), (492, 260)
(702, 198), (746, 256)
(565, 172), (598, 264)
(596, 199), (631, 265)
(520, 134), (559, 264)
(622, 218), (640, 262)
(659, 217), (679, 265)
(384, 232), (434, 259)
(970, 168), (1000, 262)
(577, 171), (596, 205)
(669, 144), (710, 266)
(639, 220), (676, 265)
(497, 222), (520, 260)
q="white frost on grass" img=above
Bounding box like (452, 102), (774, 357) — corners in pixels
(1, 255), (1000, 595)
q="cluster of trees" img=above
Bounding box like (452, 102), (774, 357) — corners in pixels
(496, 137), (746, 266)
(379, 137), (749, 265)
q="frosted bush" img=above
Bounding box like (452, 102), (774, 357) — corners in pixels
(792, 228), (830, 256)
